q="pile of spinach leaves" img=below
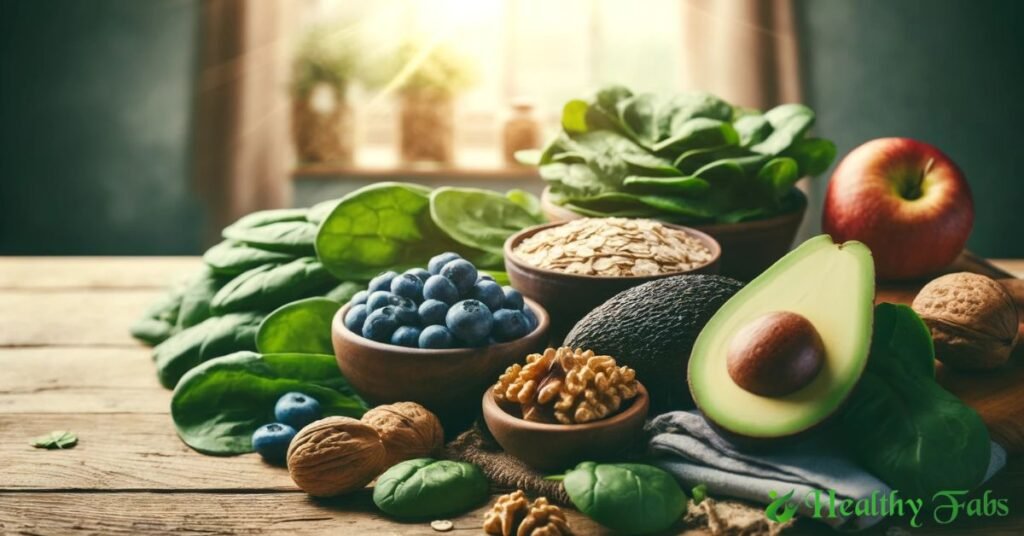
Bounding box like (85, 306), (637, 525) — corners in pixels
(131, 182), (539, 381)
(838, 304), (991, 498)
(520, 85), (836, 223)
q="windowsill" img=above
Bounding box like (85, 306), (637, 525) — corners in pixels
(292, 145), (539, 181)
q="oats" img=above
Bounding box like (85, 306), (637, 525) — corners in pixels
(513, 218), (713, 277)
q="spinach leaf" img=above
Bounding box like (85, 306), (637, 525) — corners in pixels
(307, 198), (340, 224)
(733, 113), (772, 147)
(176, 268), (229, 330)
(315, 182), (500, 280)
(564, 462), (687, 535)
(171, 351), (366, 454)
(31, 430), (78, 449)
(131, 277), (188, 346)
(429, 187), (544, 255)
(153, 312), (263, 388)
(505, 189), (543, 219)
(658, 91), (732, 139)
(750, 103), (815, 155)
(373, 459), (489, 519)
(622, 175), (710, 196)
(617, 93), (661, 146)
(202, 240), (294, 276)
(256, 297), (340, 355)
(223, 220), (318, 255)
(561, 99), (590, 133)
(838, 303), (991, 499)
(653, 118), (738, 154)
(210, 257), (336, 315)
(782, 137), (837, 176)
(755, 157), (800, 202)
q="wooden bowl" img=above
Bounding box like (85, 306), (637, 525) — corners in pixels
(332, 299), (550, 429)
(504, 221), (720, 340)
(482, 383), (650, 471)
(541, 186), (808, 281)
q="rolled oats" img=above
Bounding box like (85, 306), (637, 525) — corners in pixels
(514, 218), (712, 276)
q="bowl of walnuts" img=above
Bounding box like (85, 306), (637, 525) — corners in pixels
(482, 347), (650, 471)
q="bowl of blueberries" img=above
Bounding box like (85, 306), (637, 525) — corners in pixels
(331, 252), (550, 424)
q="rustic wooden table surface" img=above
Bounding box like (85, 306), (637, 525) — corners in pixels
(1, 257), (1022, 535)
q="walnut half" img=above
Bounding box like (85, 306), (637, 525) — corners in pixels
(361, 401), (443, 467)
(483, 490), (573, 536)
(494, 347), (639, 424)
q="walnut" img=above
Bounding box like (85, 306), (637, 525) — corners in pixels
(361, 401), (444, 467)
(494, 347), (639, 424)
(286, 416), (386, 497)
(483, 490), (573, 536)
(912, 272), (1019, 370)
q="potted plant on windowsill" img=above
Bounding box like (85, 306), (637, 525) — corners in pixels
(290, 26), (361, 165)
(384, 40), (476, 166)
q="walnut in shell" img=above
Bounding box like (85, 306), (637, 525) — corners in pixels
(483, 490), (573, 536)
(912, 272), (1019, 370)
(494, 347), (639, 424)
(361, 401), (444, 467)
(286, 416), (386, 497)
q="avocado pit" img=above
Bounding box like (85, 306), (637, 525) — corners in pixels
(726, 311), (825, 397)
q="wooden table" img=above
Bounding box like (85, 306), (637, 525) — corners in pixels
(1, 257), (1022, 535)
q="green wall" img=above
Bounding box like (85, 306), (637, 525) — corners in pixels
(795, 0), (1024, 258)
(0, 0), (202, 254)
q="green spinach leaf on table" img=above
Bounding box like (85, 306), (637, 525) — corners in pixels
(373, 459), (489, 519)
(222, 208), (317, 255)
(838, 303), (991, 499)
(210, 257), (336, 314)
(154, 312), (263, 389)
(171, 352), (366, 455)
(175, 268), (231, 330)
(202, 240), (295, 276)
(315, 182), (500, 280)
(256, 297), (340, 355)
(563, 461), (687, 535)
(130, 276), (189, 346)
(429, 187), (544, 255)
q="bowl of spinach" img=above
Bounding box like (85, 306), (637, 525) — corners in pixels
(522, 86), (835, 280)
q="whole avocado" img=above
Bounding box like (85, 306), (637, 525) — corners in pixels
(564, 274), (743, 412)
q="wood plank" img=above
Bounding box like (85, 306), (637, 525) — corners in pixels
(0, 257), (200, 290)
(0, 289), (161, 347)
(0, 347), (166, 413)
(0, 413), (295, 491)
(0, 491), (612, 536)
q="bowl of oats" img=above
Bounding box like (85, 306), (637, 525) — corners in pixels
(504, 218), (720, 338)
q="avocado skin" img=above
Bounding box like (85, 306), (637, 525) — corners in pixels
(563, 274), (744, 413)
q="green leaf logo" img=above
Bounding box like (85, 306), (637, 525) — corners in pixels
(765, 489), (799, 523)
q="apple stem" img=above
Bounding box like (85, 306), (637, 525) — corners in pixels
(905, 157), (934, 200)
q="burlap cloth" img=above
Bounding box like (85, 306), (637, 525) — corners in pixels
(443, 423), (793, 535)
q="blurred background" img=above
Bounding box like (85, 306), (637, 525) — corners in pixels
(1, 0), (1021, 257)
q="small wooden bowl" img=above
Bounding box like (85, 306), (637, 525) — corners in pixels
(541, 186), (808, 281)
(332, 299), (550, 429)
(504, 221), (720, 340)
(482, 383), (650, 471)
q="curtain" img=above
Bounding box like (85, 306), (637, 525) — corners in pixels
(679, 0), (802, 109)
(193, 0), (297, 245)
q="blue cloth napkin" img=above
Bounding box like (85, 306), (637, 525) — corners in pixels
(647, 411), (1007, 531)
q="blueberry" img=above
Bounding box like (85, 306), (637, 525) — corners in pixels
(391, 273), (424, 302)
(362, 306), (400, 342)
(350, 290), (369, 305)
(274, 392), (322, 430)
(404, 268), (432, 283)
(502, 286), (524, 310)
(251, 423), (296, 465)
(368, 271), (398, 293)
(492, 309), (530, 342)
(418, 299), (449, 326)
(428, 252), (462, 275)
(419, 325), (456, 349)
(470, 280), (504, 311)
(445, 299), (493, 345)
(477, 272), (495, 282)
(367, 290), (394, 311)
(344, 304), (368, 332)
(440, 259), (478, 296)
(391, 325), (422, 347)
(423, 275), (459, 304)
(522, 305), (538, 331)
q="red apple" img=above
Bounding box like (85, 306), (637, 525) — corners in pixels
(823, 138), (973, 280)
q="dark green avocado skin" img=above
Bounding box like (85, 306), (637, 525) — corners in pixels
(563, 274), (744, 413)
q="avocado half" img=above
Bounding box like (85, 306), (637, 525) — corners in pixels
(564, 274), (745, 412)
(688, 235), (874, 440)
